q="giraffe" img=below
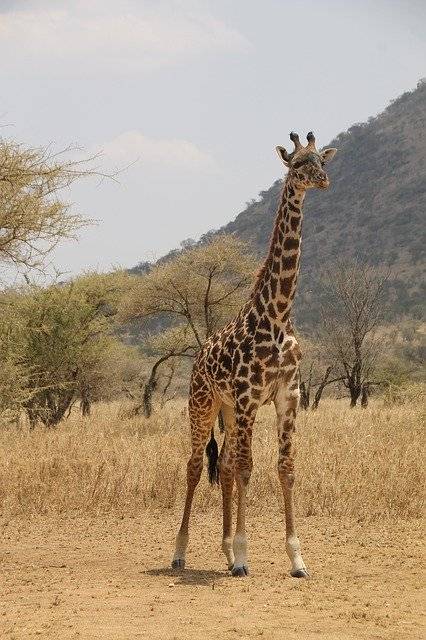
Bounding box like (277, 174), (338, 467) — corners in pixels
(172, 131), (337, 577)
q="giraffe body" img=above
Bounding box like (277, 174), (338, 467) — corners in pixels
(172, 132), (337, 577)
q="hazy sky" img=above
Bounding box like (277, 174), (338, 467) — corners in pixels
(1, 0), (425, 276)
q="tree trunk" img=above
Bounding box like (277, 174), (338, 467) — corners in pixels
(349, 386), (361, 407)
(27, 407), (37, 430)
(45, 388), (76, 427)
(298, 364), (312, 411)
(299, 381), (310, 410)
(81, 396), (91, 416)
(361, 384), (369, 408)
(160, 360), (176, 408)
(311, 366), (333, 411)
(142, 356), (169, 418)
(142, 352), (186, 418)
(143, 378), (156, 418)
(80, 384), (91, 417)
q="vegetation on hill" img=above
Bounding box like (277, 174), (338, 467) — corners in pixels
(172, 81), (426, 329)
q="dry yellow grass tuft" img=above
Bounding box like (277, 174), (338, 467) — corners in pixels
(0, 393), (424, 519)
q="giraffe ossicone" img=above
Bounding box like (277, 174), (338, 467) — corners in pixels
(172, 132), (337, 577)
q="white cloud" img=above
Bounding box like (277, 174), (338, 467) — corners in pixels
(99, 130), (215, 171)
(0, 0), (250, 73)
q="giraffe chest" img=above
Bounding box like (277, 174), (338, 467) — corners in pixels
(253, 342), (295, 404)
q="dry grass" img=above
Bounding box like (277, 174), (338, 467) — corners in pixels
(0, 392), (424, 519)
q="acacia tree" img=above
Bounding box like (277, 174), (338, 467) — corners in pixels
(124, 235), (257, 345)
(0, 137), (95, 272)
(1, 272), (131, 427)
(123, 235), (258, 414)
(319, 261), (389, 407)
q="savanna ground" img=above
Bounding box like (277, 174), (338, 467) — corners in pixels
(0, 393), (424, 639)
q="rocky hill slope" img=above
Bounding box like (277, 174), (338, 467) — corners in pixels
(208, 81), (426, 328)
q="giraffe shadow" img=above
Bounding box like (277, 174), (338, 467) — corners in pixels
(144, 566), (227, 586)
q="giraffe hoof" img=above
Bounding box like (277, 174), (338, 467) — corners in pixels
(171, 558), (185, 570)
(231, 564), (249, 577)
(290, 568), (309, 578)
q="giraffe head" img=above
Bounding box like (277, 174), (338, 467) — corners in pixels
(276, 132), (337, 190)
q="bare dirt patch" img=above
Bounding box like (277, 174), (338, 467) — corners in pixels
(1, 512), (423, 639)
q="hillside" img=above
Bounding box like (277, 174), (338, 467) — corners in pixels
(131, 81), (426, 331)
(205, 81), (426, 328)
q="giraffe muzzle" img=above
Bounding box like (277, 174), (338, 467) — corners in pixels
(317, 178), (330, 189)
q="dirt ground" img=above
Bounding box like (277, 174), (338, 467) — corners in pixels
(0, 512), (424, 640)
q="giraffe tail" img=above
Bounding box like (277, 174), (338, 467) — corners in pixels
(205, 427), (219, 485)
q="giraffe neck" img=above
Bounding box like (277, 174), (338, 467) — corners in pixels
(252, 176), (306, 325)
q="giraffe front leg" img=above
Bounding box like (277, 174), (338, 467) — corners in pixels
(274, 384), (309, 578)
(231, 410), (255, 577)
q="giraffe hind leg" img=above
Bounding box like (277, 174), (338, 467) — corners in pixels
(218, 404), (236, 570)
(172, 390), (220, 570)
(231, 407), (256, 577)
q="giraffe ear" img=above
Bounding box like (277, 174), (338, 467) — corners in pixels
(320, 148), (337, 163)
(276, 146), (290, 166)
